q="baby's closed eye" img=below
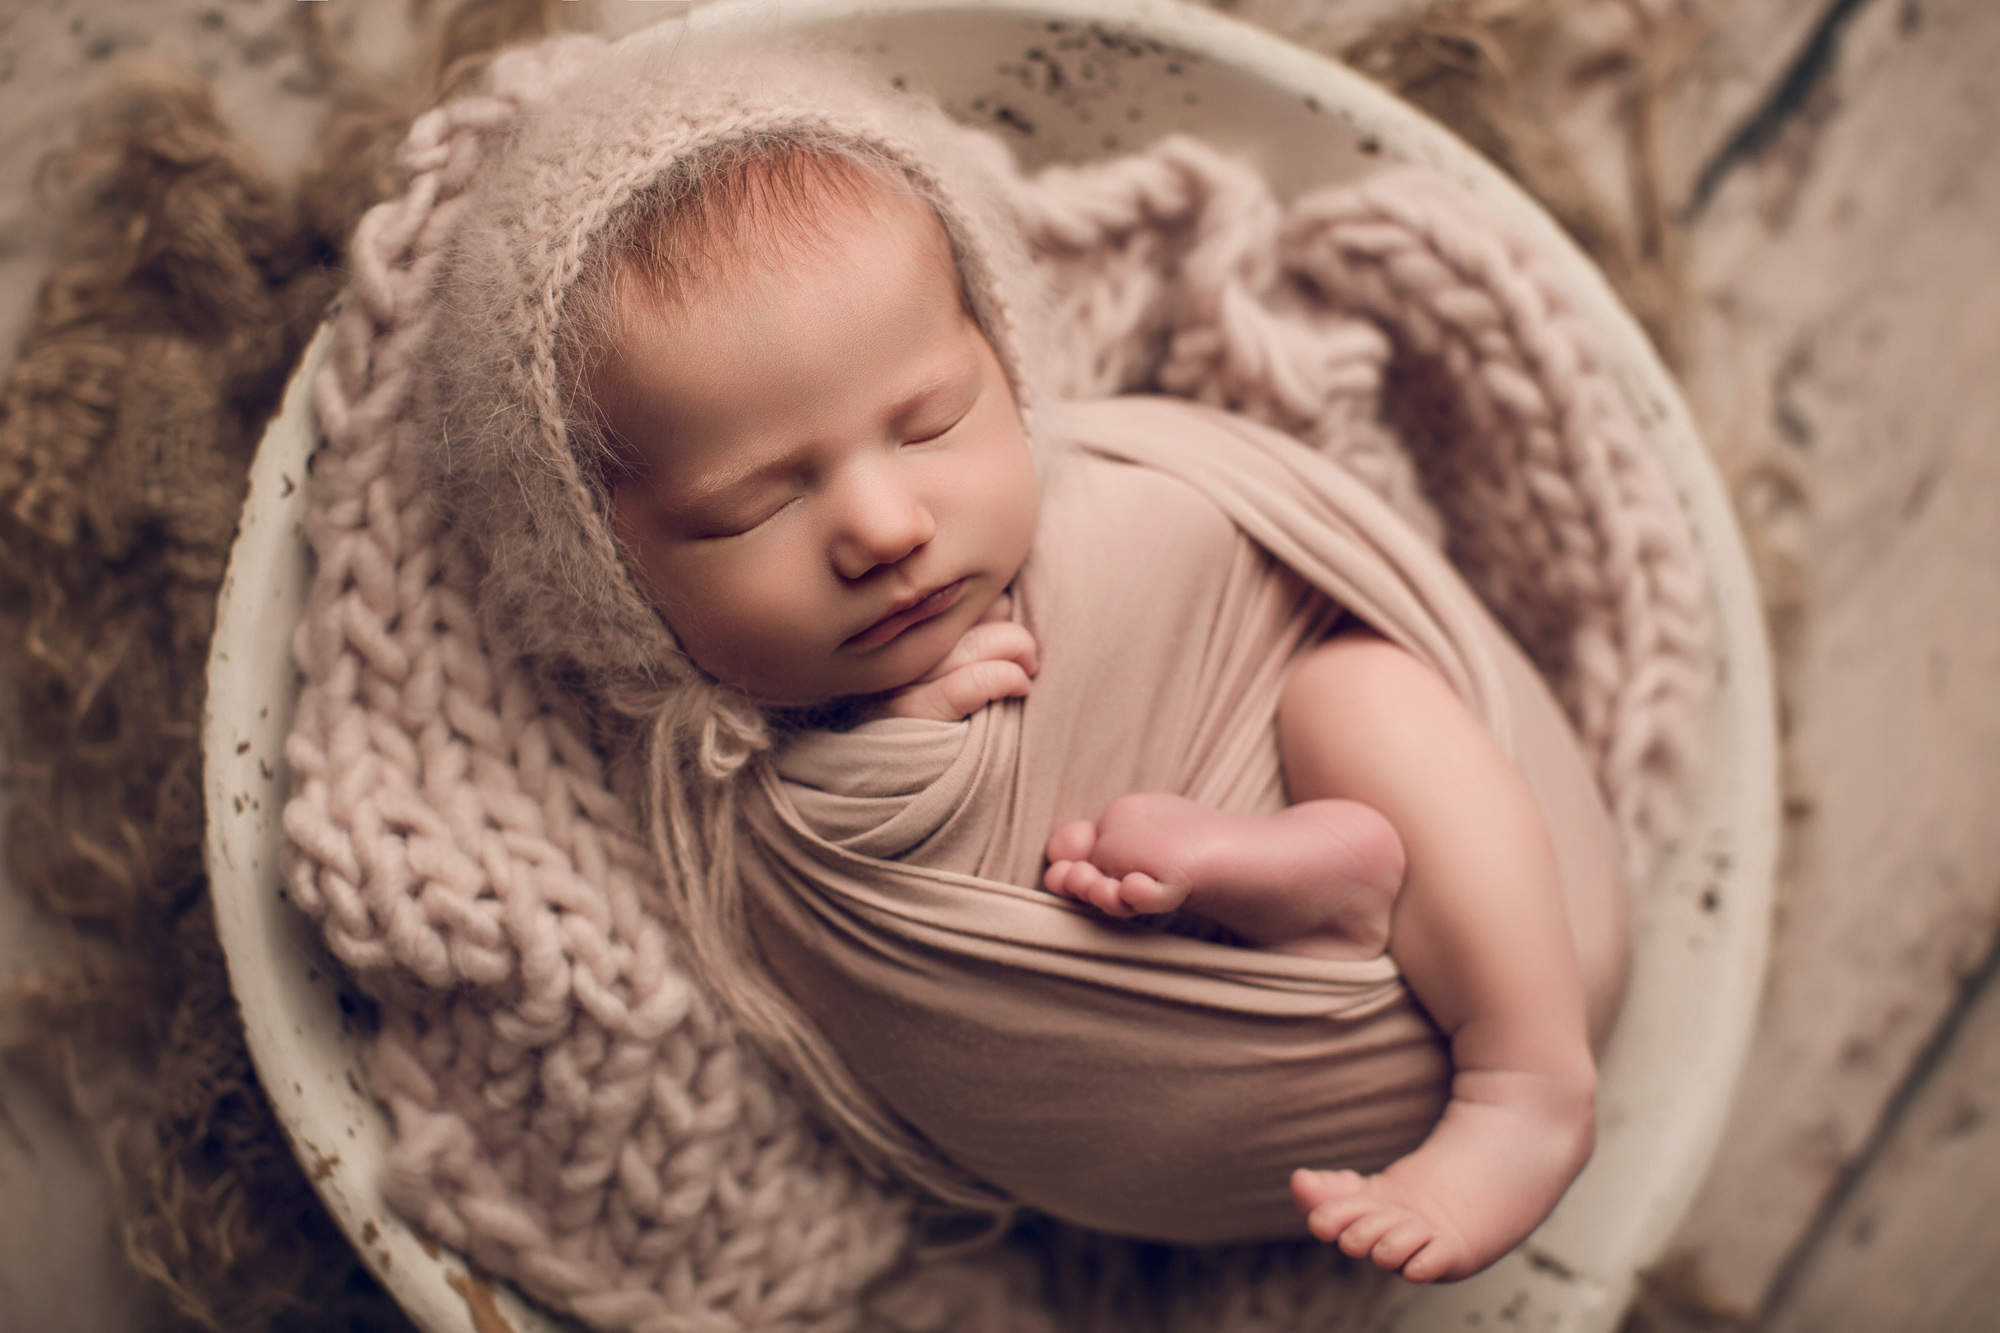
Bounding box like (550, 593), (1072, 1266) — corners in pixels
(689, 489), (800, 539)
(902, 410), (965, 446)
(889, 360), (982, 447)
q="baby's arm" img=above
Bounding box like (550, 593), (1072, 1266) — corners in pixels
(1280, 630), (1596, 1283)
(873, 597), (1038, 722)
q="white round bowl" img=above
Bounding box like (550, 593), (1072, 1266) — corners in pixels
(204, 2), (1776, 1330)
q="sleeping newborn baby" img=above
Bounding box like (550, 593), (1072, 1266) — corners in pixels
(558, 119), (1625, 1282)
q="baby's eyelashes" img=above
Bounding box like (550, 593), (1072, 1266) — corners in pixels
(690, 495), (797, 540)
(886, 362), (981, 446)
(901, 405), (971, 446)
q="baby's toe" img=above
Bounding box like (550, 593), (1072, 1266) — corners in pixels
(1045, 820), (1098, 865)
(1291, 1167), (1365, 1213)
(1399, 1235), (1461, 1285)
(1369, 1217), (1435, 1273)
(1334, 1210), (1401, 1260)
(1116, 872), (1176, 914)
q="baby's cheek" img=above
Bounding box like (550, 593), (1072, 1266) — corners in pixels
(998, 453), (1041, 578)
(690, 558), (838, 688)
(608, 489), (668, 600)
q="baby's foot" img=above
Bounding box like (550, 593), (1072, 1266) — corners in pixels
(1291, 1070), (1596, 1282)
(1042, 793), (1405, 958)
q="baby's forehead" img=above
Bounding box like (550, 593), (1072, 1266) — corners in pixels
(556, 133), (1020, 482)
(602, 193), (972, 367)
(580, 171), (997, 446)
(605, 146), (966, 315)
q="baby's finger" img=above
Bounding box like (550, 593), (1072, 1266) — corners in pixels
(1082, 869), (1140, 918)
(1045, 820), (1098, 865)
(1049, 860), (1118, 912)
(1334, 1209), (1400, 1259)
(1303, 1193), (1372, 1244)
(1398, 1239), (1453, 1285)
(880, 659), (1032, 722)
(930, 658), (1033, 719)
(924, 620), (1038, 682)
(1047, 860), (1109, 904)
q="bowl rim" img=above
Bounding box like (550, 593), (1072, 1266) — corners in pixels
(203, 3), (1777, 1331)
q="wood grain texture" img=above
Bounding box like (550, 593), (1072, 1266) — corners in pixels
(1766, 950), (2000, 1333)
(1659, 0), (2000, 1317)
(1659, 0), (1844, 210)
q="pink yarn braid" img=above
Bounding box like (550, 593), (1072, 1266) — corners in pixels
(1278, 169), (1709, 876)
(1018, 141), (1431, 537)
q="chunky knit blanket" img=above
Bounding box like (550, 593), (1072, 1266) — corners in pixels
(281, 32), (1707, 1333)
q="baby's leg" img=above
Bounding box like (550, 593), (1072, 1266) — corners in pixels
(1044, 795), (1405, 960)
(1279, 630), (1600, 1283)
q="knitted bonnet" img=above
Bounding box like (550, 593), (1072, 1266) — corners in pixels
(420, 34), (1045, 741)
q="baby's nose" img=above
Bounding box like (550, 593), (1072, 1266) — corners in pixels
(831, 471), (936, 579)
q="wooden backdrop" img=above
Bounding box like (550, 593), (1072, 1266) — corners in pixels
(1, 1), (1994, 1329)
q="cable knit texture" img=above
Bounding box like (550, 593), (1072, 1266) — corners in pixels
(280, 29), (1709, 1332)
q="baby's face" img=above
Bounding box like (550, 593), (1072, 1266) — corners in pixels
(597, 189), (1039, 706)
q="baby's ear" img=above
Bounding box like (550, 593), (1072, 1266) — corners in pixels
(560, 375), (646, 494)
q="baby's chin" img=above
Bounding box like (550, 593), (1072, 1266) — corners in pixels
(763, 693), (902, 733)
(747, 647), (960, 731)
(708, 651), (936, 724)
(696, 580), (1005, 719)
(779, 658), (954, 721)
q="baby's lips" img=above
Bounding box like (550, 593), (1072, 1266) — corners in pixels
(845, 578), (967, 651)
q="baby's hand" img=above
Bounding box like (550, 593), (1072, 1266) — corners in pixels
(874, 598), (1037, 722)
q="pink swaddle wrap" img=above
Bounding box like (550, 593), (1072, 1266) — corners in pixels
(741, 397), (1620, 1243)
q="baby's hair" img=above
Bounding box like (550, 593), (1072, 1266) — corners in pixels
(557, 131), (963, 484)
(612, 134), (917, 310)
